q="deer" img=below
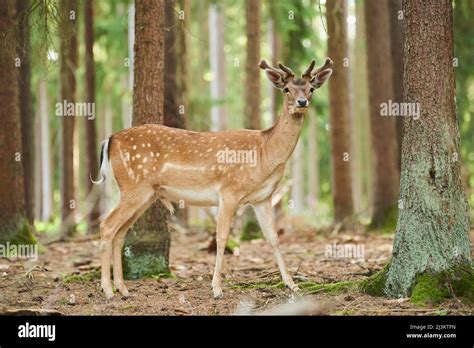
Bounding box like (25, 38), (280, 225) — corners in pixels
(93, 58), (333, 299)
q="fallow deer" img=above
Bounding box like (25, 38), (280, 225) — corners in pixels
(94, 58), (333, 299)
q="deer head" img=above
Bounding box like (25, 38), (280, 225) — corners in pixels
(259, 58), (333, 116)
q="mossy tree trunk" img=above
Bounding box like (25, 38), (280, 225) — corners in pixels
(364, 0), (400, 229)
(327, 0), (354, 223)
(123, 0), (171, 280)
(383, 0), (472, 302)
(0, 0), (35, 245)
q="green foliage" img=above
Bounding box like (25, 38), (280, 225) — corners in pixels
(240, 219), (263, 241)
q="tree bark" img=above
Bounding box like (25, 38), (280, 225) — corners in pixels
(209, 4), (227, 131)
(17, 0), (34, 225)
(59, 0), (78, 237)
(84, 0), (100, 232)
(0, 0), (34, 244)
(353, 0), (372, 216)
(244, 0), (261, 130)
(383, 0), (472, 301)
(364, 0), (400, 228)
(308, 109), (319, 210)
(327, 0), (354, 223)
(124, 0), (171, 279)
(388, 0), (403, 166)
(38, 79), (52, 221)
(290, 140), (304, 215)
(164, 0), (185, 129)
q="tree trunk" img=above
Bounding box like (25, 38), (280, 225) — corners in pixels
(353, 0), (372, 217)
(369, 0), (473, 303)
(364, 0), (400, 229)
(17, 0), (34, 225)
(388, 0), (403, 166)
(164, 0), (185, 129)
(0, 0), (34, 244)
(327, 0), (354, 223)
(178, 0), (190, 126)
(308, 109), (319, 211)
(59, 0), (78, 237)
(209, 4), (227, 131)
(244, 0), (261, 130)
(290, 139), (304, 215)
(84, 0), (100, 232)
(124, 0), (171, 279)
(38, 79), (52, 221)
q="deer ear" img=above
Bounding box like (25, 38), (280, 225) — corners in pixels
(311, 68), (333, 89)
(265, 69), (286, 89)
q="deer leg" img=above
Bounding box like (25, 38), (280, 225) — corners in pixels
(253, 200), (298, 291)
(100, 192), (149, 299)
(211, 196), (237, 299)
(112, 193), (156, 297)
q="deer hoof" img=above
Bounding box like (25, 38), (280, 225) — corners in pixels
(101, 285), (114, 299)
(213, 287), (224, 299)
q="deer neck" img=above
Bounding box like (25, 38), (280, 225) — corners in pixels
(262, 106), (306, 170)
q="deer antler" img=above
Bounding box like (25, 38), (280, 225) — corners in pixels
(302, 60), (316, 79)
(311, 58), (333, 77)
(278, 63), (295, 79)
(259, 59), (294, 82)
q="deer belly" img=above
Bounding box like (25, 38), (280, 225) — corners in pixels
(160, 185), (220, 207)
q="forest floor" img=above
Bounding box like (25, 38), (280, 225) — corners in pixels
(1, 224), (473, 316)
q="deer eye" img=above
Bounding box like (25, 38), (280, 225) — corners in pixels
(310, 87), (315, 93)
(283, 87), (290, 93)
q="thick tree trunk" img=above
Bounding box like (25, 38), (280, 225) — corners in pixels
(0, 0), (34, 244)
(209, 4), (227, 131)
(327, 0), (354, 223)
(84, 0), (100, 232)
(388, 0), (403, 166)
(244, 0), (261, 130)
(364, 0), (400, 229)
(370, 0), (473, 303)
(164, 0), (185, 129)
(124, 0), (171, 279)
(17, 0), (34, 225)
(59, 0), (78, 237)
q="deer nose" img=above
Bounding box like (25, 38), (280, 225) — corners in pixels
(297, 98), (308, 107)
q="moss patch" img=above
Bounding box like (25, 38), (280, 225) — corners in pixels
(63, 269), (100, 283)
(360, 263), (390, 297)
(410, 265), (474, 306)
(123, 253), (170, 280)
(230, 279), (285, 290)
(300, 280), (361, 295)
